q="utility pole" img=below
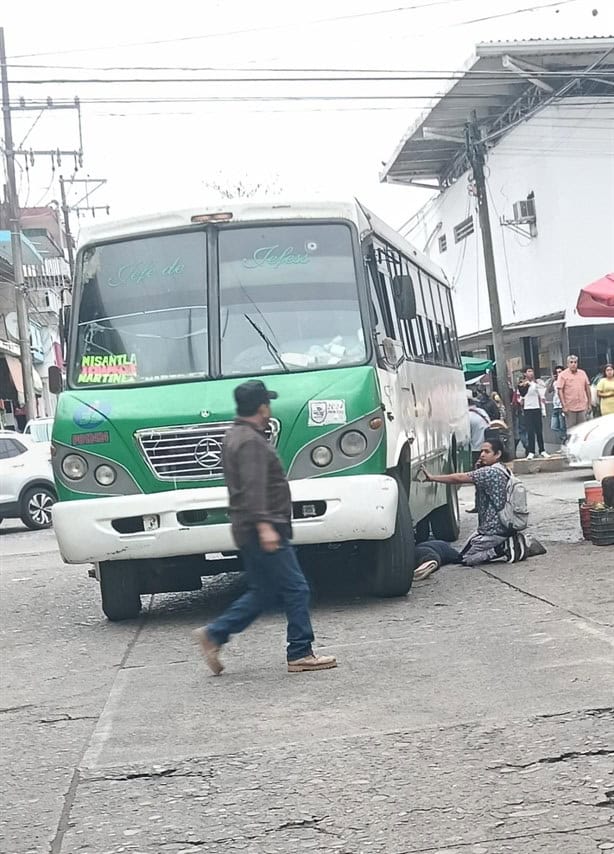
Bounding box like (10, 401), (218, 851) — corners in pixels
(465, 110), (514, 444)
(59, 175), (75, 279)
(1, 28), (37, 420)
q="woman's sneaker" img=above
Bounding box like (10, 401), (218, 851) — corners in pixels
(414, 559), (439, 581)
(503, 533), (527, 563)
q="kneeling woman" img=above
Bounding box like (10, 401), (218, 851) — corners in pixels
(421, 439), (520, 566)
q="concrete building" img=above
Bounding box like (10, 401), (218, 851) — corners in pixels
(0, 204), (68, 425)
(381, 37), (614, 383)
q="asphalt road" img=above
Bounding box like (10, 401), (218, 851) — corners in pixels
(1, 469), (613, 854)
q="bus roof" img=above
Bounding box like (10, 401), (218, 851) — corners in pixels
(78, 197), (450, 286)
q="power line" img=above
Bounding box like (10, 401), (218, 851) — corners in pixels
(9, 67), (611, 79)
(11, 71), (613, 86)
(7, 0), (582, 61)
(9, 63), (611, 77)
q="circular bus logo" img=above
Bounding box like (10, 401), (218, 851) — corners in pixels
(194, 437), (223, 470)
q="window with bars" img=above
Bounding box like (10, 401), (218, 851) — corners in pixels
(438, 234), (447, 253)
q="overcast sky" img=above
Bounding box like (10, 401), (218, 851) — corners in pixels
(3, 0), (612, 241)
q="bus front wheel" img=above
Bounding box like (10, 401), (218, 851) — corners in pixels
(429, 482), (460, 542)
(99, 560), (142, 621)
(371, 477), (415, 597)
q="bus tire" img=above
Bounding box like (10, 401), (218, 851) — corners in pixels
(371, 476), (415, 597)
(429, 482), (460, 542)
(99, 560), (142, 621)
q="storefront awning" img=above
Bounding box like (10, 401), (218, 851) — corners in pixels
(462, 356), (493, 375)
(4, 354), (43, 403)
(0, 231), (44, 267)
(576, 273), (614, 318)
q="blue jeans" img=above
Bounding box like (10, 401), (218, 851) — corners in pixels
(206, 537), (314, 661)
(415, 539), (462, 568)
(550, 408), (567, 443)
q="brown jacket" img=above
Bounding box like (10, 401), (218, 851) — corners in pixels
(223, 419), (292, 548)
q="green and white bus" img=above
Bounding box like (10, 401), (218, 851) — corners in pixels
(50, 200), (469, 620)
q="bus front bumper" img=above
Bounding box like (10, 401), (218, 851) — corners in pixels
(52, 474), (398, 565)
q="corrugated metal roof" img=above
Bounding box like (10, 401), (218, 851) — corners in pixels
(380, 37), (614, 188)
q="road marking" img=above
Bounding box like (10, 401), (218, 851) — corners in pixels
(81, 671), (129, 770)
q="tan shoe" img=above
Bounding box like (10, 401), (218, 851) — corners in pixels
(193, 627), (224, 676)
(287, 653), (337, 673)
(414, 559), (439, 581)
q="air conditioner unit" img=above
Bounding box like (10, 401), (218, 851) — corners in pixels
(513, 198), (536, 223)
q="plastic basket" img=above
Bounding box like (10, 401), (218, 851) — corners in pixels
(589, 509), (614, 546)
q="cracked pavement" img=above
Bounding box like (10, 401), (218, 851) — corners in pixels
(1, 468), (613, 853)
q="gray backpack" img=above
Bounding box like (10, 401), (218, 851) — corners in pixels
(495, 463), (529, 532)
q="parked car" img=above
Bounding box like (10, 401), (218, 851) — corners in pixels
(23, 417), (54, 446)
(0, 431), (57, 529)
(563, 414), (614, 468)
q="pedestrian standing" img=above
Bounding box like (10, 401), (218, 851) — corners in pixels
(517, 367), (549, 459)
(512, 387), (528, 455)
(557, 355), (592, 428)
(596, 364), (614, 417)
(194, 380), (337, 675)
(475, 384), (500, 421)
(546, 366), (567, 445)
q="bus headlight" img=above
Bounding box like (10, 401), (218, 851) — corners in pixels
(62, 454), (88, 480)
(311, 445), (333, 467)
(339, 430), (367, 457)
(95, 464), (117, 486)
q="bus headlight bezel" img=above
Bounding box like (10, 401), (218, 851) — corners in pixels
(339, 430), (368, 457)
(311, 445), (333, 467)
(94, 464), (117, 486)
(62, 453), (88, 480)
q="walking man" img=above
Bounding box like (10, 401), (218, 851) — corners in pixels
(557, 355), (592, 429)
(518, 367), (549, 459)
(194, 380), (337, 675)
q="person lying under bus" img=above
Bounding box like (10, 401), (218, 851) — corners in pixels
(419, 439), (526, 567)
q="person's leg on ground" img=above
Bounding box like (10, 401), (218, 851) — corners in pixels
(426, 539), (463, 564)
(414, 544), (441, 581)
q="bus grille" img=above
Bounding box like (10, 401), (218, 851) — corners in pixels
(135, 420), (279, 482)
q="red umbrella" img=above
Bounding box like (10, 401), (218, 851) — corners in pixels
(576, 273), (614, 318)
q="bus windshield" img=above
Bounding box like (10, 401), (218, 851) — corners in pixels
(72, 222), (366, 387)
(73, 231), (209, 387)
(219, 223), (365, 375)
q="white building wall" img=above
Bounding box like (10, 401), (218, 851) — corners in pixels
(410, 99), (614, 338)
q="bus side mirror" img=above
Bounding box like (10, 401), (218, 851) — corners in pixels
(48, 365), (64, 395)
(392, 274), (417, 320)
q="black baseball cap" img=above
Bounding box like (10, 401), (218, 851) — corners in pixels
(234, 380), (278, 416)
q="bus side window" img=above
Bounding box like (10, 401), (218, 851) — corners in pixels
(371, 244), (401, 341)
(365, 258), (390, 341)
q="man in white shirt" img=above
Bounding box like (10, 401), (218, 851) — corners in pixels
(517, 367), (549, 460)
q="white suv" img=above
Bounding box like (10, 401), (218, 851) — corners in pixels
(0, 432), (57, 529)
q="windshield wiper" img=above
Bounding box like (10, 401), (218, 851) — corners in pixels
(243, 314), (289, 373)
